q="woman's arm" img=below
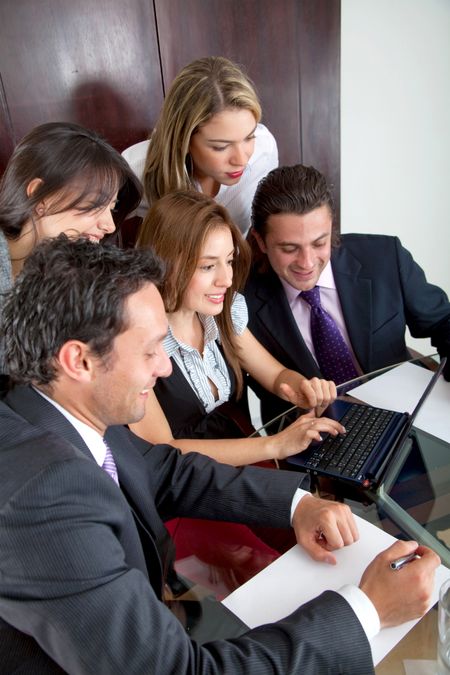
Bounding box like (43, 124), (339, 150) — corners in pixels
(236, 328), (337, 410)
(130, 390), (344, 467)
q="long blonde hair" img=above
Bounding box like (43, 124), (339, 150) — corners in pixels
(138, 190), (252, 396)
(143, 57), (261, 205)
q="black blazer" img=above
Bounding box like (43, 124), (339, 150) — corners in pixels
(245, 234), (450, 423)
(154, 353), (252, 439)
(0, 387), (373, 674)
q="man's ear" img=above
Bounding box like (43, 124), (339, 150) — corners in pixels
(57, 341), (96, 382)
(251, 228), (267, 254)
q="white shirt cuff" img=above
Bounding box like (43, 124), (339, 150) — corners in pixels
(290, 487), (310, 523)
(337, 584), (380, 640)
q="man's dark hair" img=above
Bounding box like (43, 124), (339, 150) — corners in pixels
(251, 164), (337, 243)
(1, 235), (165, 385)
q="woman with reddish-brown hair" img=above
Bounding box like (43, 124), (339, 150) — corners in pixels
(133, 190), (343, 466)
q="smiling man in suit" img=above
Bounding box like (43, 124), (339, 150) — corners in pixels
(245, 164), (450, 425)
(0, 235), (439, 674)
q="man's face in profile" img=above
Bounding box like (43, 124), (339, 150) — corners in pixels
(87, 283), (172, 429)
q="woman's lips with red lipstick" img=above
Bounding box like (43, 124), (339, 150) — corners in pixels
(226, 170), (244, 179)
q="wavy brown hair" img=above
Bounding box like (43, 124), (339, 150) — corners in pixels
(137, 190), (251, 396)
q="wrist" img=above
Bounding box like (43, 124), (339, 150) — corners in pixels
(264, 435), (281, 461)
(293, 492), (313, 519)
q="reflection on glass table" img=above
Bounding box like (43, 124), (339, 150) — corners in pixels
(251, 353), (450, 567)
(165, 354), (448, 671)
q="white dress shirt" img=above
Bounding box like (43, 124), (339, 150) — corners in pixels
(34, 387), (108, 467)
(121, 123), (278, 236)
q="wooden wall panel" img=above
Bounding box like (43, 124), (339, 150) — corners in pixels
(0, 0), (340, 222)
(0, 0), (163, 173)
(154, 0), (340, 222)
(0, 74), (15, 170)
(154, 0), (302, 165)
(298, 0), (341, 220)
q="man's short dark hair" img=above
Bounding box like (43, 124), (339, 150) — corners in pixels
(251, 164), (336, 240)
(1, 235), (165, 385)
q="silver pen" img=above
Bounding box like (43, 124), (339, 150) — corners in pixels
(390, 552), (421, 570)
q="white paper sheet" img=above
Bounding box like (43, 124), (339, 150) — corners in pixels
(222, 514), (450, 666)
(347, 362), (450, 444)
(403, 660), (437, 675)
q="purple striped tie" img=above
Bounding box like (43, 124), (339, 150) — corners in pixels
(102, 442), (119, 485)
(301, 286), (358, 385)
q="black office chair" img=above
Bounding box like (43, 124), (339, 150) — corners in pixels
(0, 619), (66, 674)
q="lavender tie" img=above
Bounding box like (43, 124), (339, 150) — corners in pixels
(301, 286), (358, 385)
(102, 442), (119, 485)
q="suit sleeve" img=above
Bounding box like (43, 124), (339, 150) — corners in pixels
(121, 425), (308, 527)
(393, 237), (450, 378)
(0, 457), (373, 675)
(395, 237), (450, 341)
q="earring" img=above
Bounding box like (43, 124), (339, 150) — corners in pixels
(35, 205), (45, 217)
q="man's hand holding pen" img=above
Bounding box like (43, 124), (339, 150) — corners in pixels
(292, 496), (440, 629)
(359, 540), (440, 628)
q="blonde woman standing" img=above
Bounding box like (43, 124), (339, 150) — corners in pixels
(122, 56), (278, 236)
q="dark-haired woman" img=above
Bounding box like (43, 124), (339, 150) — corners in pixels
(0, 121), (141, 297)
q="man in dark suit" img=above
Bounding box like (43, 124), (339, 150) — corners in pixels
(245, 164), (450, 424)
(0, 236), (439, 674)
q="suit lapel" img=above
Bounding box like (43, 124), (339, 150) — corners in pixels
(5, 385), (93, 459)
(253, 269), (321, 376)
(103, 427), (173, 593)
(332, 243), (373, 371)
(6, 385), (166, 596)
(106, 427), (168, 542)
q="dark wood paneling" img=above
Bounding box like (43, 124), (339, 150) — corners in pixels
(0, 0), (340, 224)
(154, 0), (340, 223)
(298, 0), (341, 222)
(0, 73), (15, 172)
(0, 0), (163, 173)
(154, 0), (302, 165)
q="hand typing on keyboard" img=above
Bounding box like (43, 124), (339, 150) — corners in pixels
(269, 410), (346, 461)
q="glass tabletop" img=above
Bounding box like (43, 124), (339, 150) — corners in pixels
(166, 354), (448, 670)
(251, 353), (450, 567)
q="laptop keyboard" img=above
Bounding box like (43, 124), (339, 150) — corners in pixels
(304, 405), (397, 478)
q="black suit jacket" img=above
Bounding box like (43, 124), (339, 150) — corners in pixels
(0, 386), (374, 674)
(245, 234), (450, 423)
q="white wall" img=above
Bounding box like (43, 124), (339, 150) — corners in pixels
(341, 0), (450, 352)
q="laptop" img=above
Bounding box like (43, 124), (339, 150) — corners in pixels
(286, 358), (447, 489)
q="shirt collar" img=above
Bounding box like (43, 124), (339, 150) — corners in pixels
(163, 315), (219, 356)
(280, 260), (336, 307)
(33, 387), (107, 467)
